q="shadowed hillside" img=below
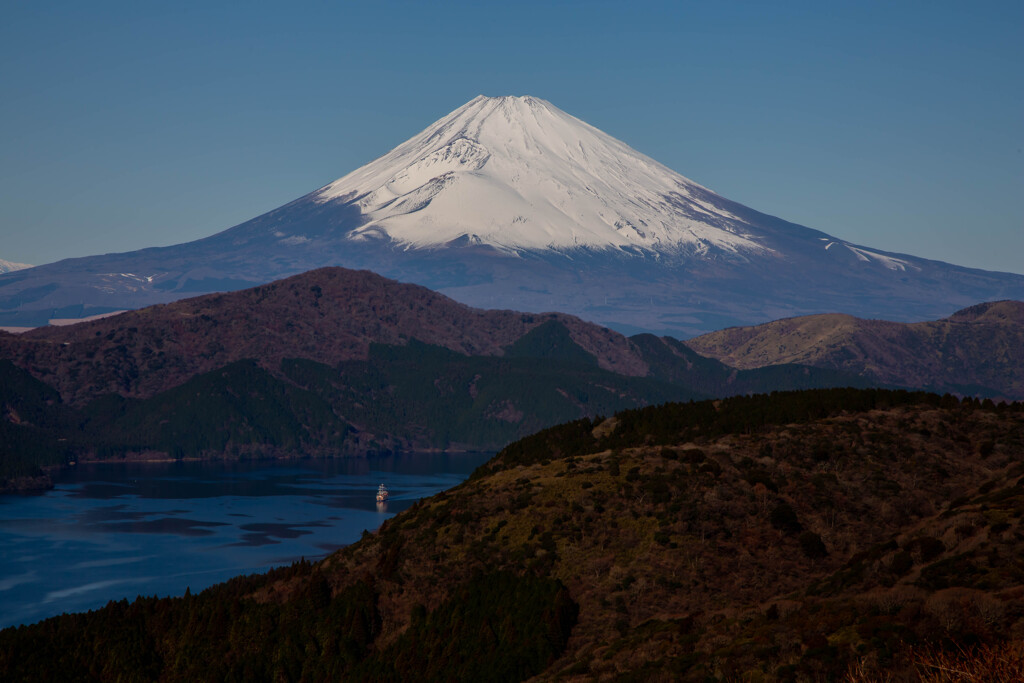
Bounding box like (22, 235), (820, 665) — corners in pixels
(2, 268), (882, 491)
(0, 267), (647, 404)
(3, 389), (1022, 681)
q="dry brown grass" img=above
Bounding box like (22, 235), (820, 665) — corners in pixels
(914, 641), (1024, 682)
(845, 641), (1024, 682)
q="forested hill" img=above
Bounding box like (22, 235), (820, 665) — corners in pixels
(687, 300), (1024, 400)
(3, 388), (1023, 681)
(0, 266), (648, 404)
(1, 270), (878, 492)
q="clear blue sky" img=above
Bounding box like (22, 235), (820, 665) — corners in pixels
(2, 1), (1022, 274)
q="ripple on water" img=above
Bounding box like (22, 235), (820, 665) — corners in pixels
(0, 452), (492, 629)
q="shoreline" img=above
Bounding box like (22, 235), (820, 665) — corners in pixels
(1, 447), (495, 496)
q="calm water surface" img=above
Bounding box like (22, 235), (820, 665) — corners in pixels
(0, 453), (492, 629)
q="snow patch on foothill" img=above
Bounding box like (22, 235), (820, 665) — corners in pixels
(0, 259), (32, 274)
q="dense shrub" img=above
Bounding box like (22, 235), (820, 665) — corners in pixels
(799, 531), (828, 559)
(356, 571), (578, 682)
(771, 502), (804, 535)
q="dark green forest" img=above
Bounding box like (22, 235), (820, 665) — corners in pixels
(0, 563), (576, 682)
(2, 322), (877, 489)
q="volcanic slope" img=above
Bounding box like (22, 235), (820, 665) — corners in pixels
(687, 300), (1024, 400)
(2, 96), (1022, 334)
(2, 390), (1022, 681)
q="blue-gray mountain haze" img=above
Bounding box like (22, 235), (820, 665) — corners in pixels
(2, 96), (1021, 336)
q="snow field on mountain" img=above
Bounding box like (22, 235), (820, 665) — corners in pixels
(315, 95), (769, 256)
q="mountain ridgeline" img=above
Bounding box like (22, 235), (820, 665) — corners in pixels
(3, 268), (1021, 492)
(0, 269), (885, 490)
(688, 300), (1024, 400)
(3, 389), (1022, 681)
(1, 95), (1021, 335)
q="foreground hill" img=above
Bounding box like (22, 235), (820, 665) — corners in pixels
(687, 300), (1024, 400)
(3, 389), (1021, 681)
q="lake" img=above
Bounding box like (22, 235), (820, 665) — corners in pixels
(0, 452), (492, 629)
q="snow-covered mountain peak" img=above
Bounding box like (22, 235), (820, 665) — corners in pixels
(4, 96), (1022, 335)
(314, 96), (770, 256)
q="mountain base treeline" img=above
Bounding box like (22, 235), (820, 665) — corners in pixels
(0, 564), (575, 682)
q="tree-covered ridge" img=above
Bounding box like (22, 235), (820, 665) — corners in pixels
(489, 387), (971, 473)
(81, 359), (355, 459)
(0, 562), (575, 682)
(309, 390), (1024, 680)
(0, 360), (78, 483)
(3, 326), (886, 492)
(4, 389), (1020, 680)
(0, 267), (650, 404)
(686, 300), (1024, 400)
(504, 319), (600, 365)
(283, 338), (697, 451)
(2, 335), (705, 488)
(6, 324), (879, 493)
(629, 333), (880, 399)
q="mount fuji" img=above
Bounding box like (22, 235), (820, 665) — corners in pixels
(2, 95), (1021, 335)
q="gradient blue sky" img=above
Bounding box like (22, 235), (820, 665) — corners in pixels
(2, 1), (1022, 273)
